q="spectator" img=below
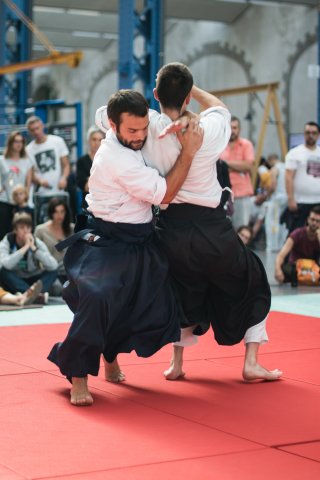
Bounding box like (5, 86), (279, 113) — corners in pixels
(11, 184), (34, 221)
(264, 154), (288, 252)
(26, 116), (70, 196)
(0, 131), (33, 204)
(0, 212), (58, 300)
(76, 125), (104, 209)
(34, 197), (74, 290)
(284, 121), (320, 232)
(0, 280), (42, 307)
(220, 116), (255, 229)
(237, 225), (253, 246)
(275, 206), (320, 284)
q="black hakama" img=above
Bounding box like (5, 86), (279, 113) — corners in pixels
(48, 217), (181, 378)
(156, 204), (271, 345)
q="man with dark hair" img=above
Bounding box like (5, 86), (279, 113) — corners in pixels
(48, 89), (203, 406)
(285, 121), (320, 231)
(140, 62), (281, 382)
(275, 205), (320, 284)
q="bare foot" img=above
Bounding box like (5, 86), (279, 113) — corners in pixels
(70, 377), (93, 406)
(20, 280), (43, 306)
(164, 358), (185, 381)
(243, 364), (283, 382)
(104, 357), (126, 383)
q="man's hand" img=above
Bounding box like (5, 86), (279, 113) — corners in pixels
(177, 118), (203, 155)
(25, 233), (37, 252)
(158, 112), (198, 139)
(58, 176), (67, 190)
(275, 268), (284, 283)
(288, 198), (298, 211)
(40, 179), (51, 189)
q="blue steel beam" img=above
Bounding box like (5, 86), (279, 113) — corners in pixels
(118, 0), (164, 109)
(0, 0), (32, 147)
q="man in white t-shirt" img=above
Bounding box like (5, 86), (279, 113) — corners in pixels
(285, 121), (320, 231)
(141, 63), (281, 383)
(26, 116), (70, 195)
(47, 90), (203, 406)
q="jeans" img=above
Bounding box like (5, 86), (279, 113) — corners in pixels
(0, 268), (58, 294)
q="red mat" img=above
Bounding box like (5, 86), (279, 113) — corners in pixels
(0, 311), (319, 479)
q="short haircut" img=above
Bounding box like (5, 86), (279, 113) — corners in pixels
(107, 90), (149, 130)
(310, 205), (320, 216)
(87, 125), (104, 142)
(156, 62), (193, 110)
(26, 115), (43, 128)
(304, 121), (320, 133)
(231, 116), (240, 126)
(12, 211), (33, 230)
(11, 184), (29, 203)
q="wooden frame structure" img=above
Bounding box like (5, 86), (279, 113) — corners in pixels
(211, 82), (288, 186)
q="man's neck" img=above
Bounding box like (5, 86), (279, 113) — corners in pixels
(35, 135), (47, 144)
(304, 143), (317, 151)
(306, 226), (317, 239)
(161, 107), (182, 122)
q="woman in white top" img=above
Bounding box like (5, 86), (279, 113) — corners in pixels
(0, 131), (33, 204)
(34, 197), (74, 285)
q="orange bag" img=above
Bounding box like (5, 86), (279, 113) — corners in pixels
(296, 259), (320, 286)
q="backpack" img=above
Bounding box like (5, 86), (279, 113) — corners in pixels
(296, 259), (320, 286)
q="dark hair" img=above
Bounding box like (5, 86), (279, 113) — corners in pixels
(4, 131), (27, 159)
(310, 205), (320, 216)
(156, 63), (193, 110)
(107, 90), (149, 130)
(12, 211), (33, 230)
(231, 116), (240, 126)
(305, 121), (320, 133)
(47, 197), (72, 236)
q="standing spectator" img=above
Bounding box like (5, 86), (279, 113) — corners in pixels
(285, 121), (320, 232)
(0, 212), (58, 299)
(274, 206), (320, 284)
(0, 131), (33, 204)
(26, 116), (70, 196)
(76, 126), (104, 209)
(34, 197), (74, 290)
(220, 116), (255, 229)
(264, 154), (288, 251)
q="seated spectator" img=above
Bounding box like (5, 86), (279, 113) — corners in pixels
(11, 184), (34, 222)
(275, 206), (320, 285)
(0, 212), (58, 300)
(237, 225), (253, 246)
(0, 280), (42, 307)
(34, 197), (74, 291)
(76, 125), (104, 209)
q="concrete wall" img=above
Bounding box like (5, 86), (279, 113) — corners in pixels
(32, 3), (318, 159)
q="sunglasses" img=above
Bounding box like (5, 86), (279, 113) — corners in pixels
(304, 131), (318, 135)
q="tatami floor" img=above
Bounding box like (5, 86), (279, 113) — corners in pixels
(0, 250), (319, 480)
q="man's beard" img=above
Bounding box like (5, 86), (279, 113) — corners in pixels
(116, 133), (147, 151)
(305, 138), (317, 148)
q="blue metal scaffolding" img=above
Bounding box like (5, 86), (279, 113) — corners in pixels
(118, 0), (164, 109)
(0, 0), (32, 146)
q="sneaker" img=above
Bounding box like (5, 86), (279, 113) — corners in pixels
(34, 292), (49, 305)
(23, 280), (43, 306)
